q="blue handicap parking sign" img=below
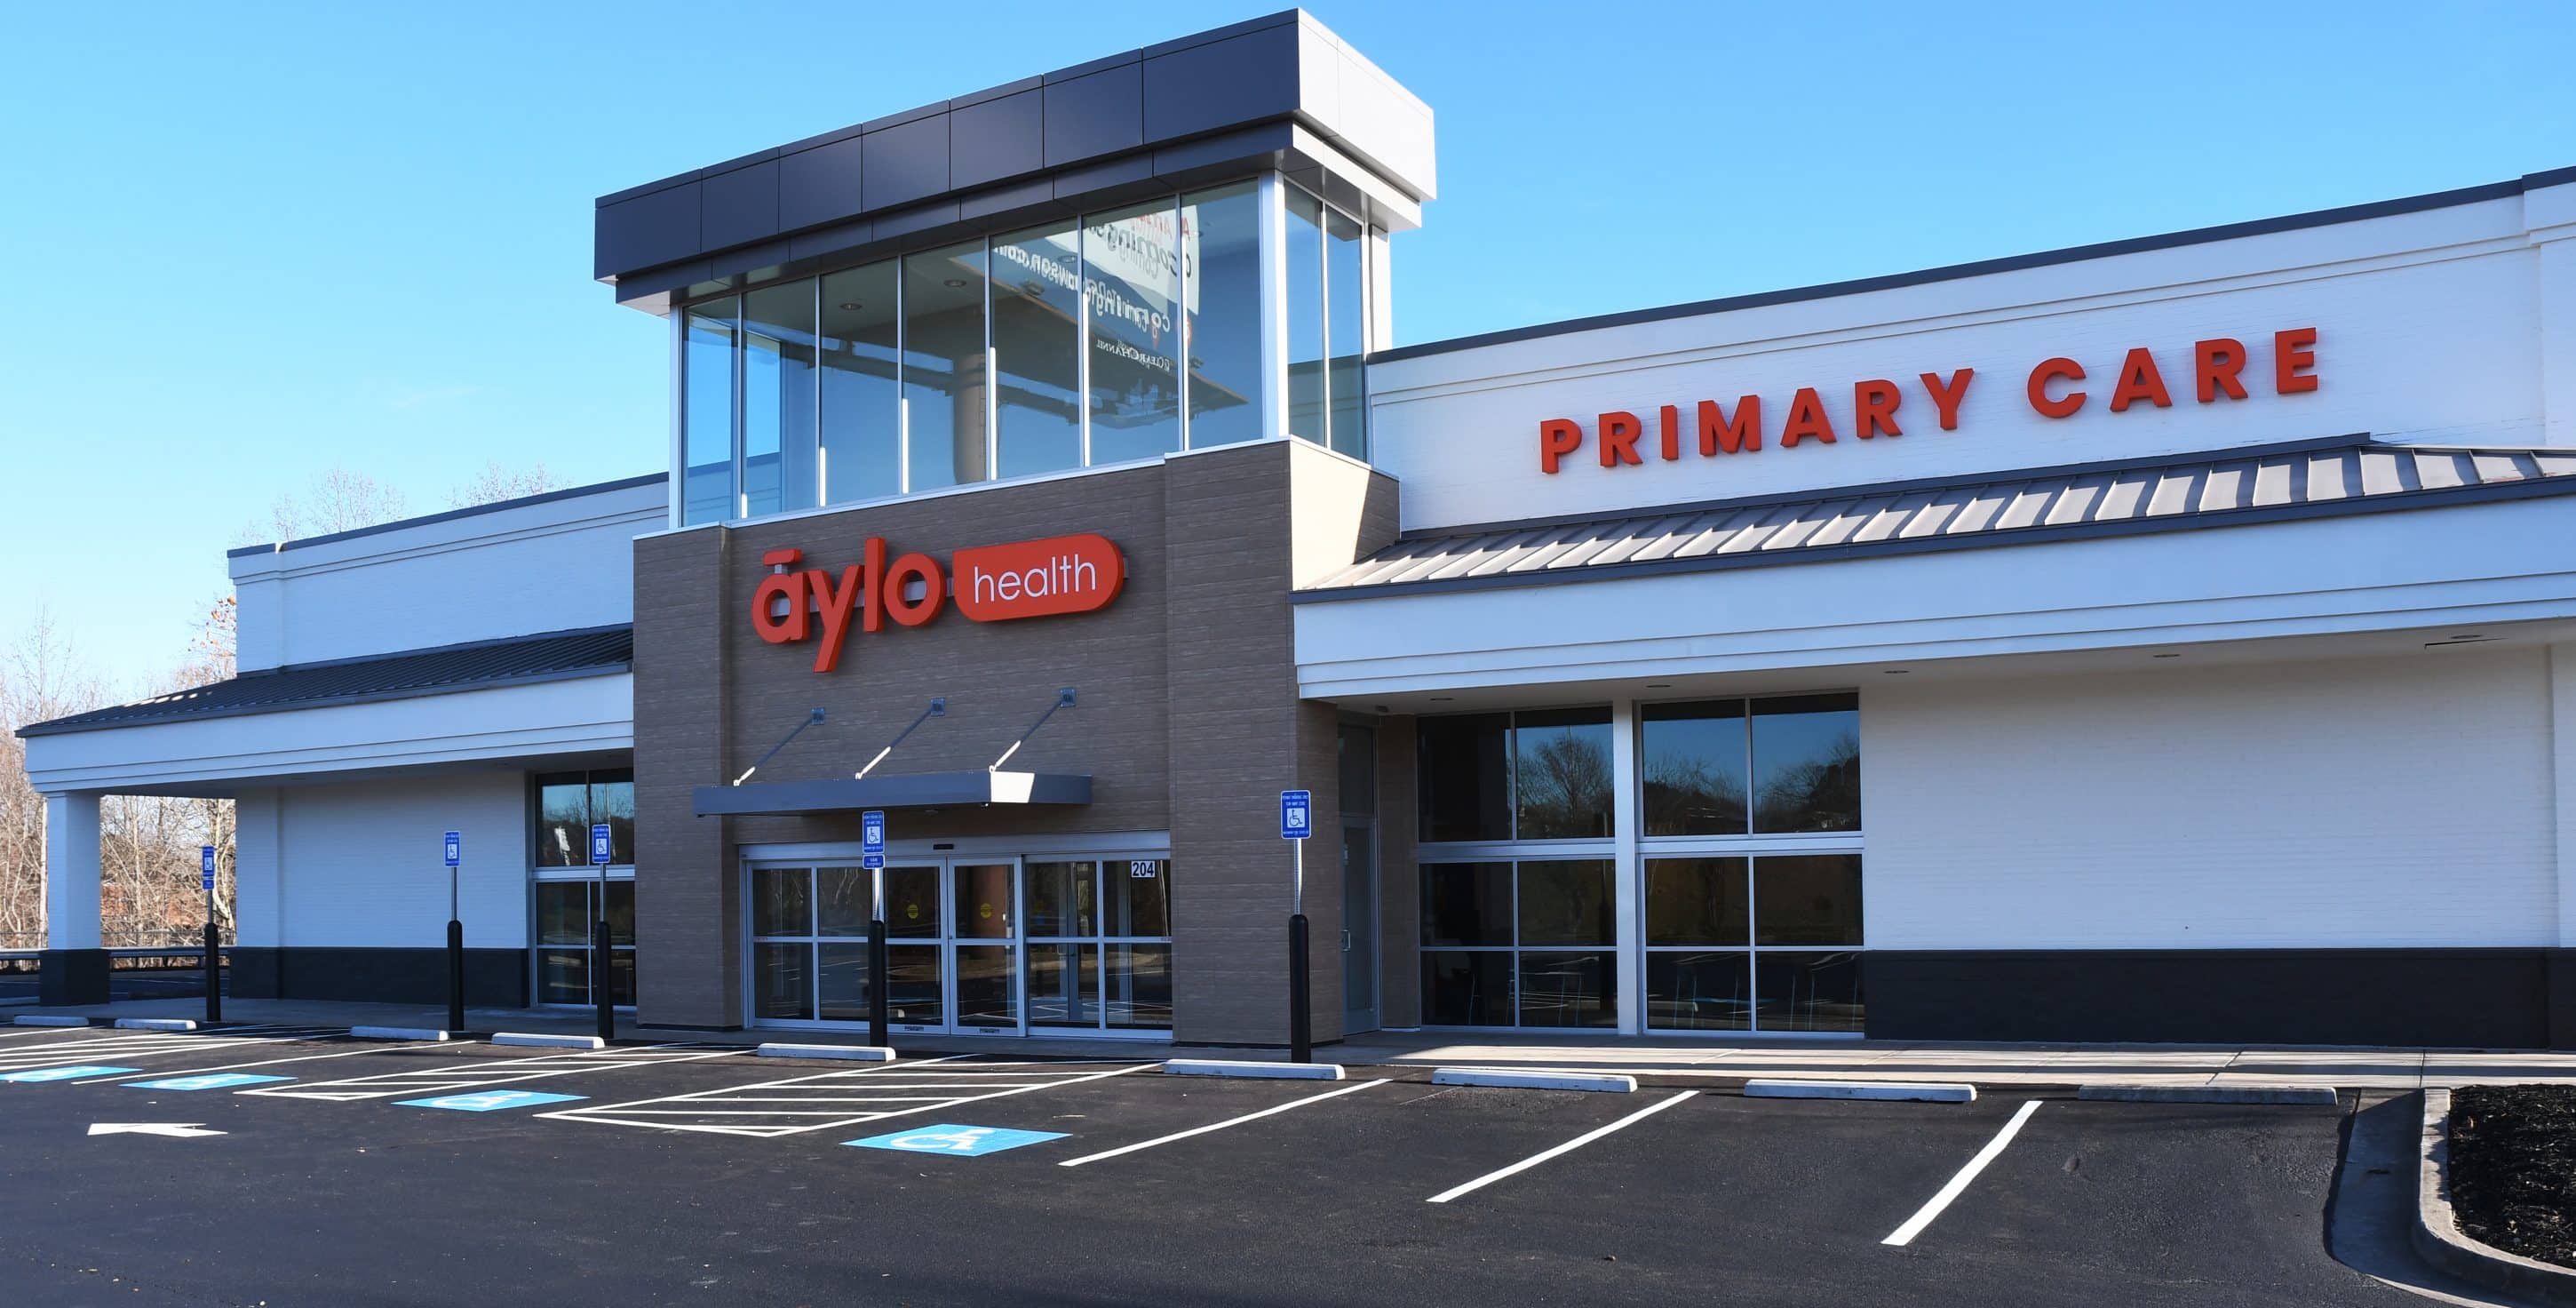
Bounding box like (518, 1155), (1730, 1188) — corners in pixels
(1, 1066), (138, 1082)
(1280, 789), (1312, 840)
(442, 830), (461, 868)
(201, 845), (216, 890)
(861, 810), (886, 855)
(845, 1123), (1069, 1156)
(126, 1073), (294, 1091)
(590, 823), (613, 865)
(398, 1090), (587, 1113)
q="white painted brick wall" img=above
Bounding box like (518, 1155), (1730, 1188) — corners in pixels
(1864, 646), (2555, 949)
(274, 771), (531, 949)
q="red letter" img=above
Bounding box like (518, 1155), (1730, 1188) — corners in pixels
(2107, 347), (2173, 412)
(1778, 387), (1836, 446)
(1597, 411), (1644, 467)
(2194, 338), (2248, 403)
(1853, 379), (1903, 439)
(1919, 368), (1973, 431)
(810, 567), (862, 673)
(1538, 419), (1582, 475)
(860, 536), (886, 634)
(2275, 327), (2318, 394)
(1698, 396), (1761, 455)
(883, 553), (945, 627)
(1658, 405), (1682, 461)
(2027, 357), (2086, 419)
(750, 568), (809, 644)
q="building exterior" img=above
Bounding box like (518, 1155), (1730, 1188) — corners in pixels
(24, 11), (2576, 1049)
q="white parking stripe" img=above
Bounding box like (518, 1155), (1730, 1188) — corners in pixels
(547, 1058), (1154, 1137)
(72, 1040), (449, 1083)
(0, 1026), (337, 1072)
(1059, 1079), (1388, 1168)
(1426, 1090), (1698, 1204)
(242, 1042), (746, 1102)
(1880, 1098), (2044, 1248)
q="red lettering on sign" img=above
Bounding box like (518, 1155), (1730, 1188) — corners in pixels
(1779, 387), (1836, 446)
(2107, 347), (2173, 412)
(1920, 369), (1973, 431)
(1598, 411), (1644, 467)
(2027, 357), (2087, 419)
(2275, 327), (2319, 394)
(1538, 419), (1583, 474)
(1658, 405), (1682, 461)
(2195, 338), (2248, 403)
(883, 554), (943, 627)
(757, 533), (1129, 673)
(1853, 379), (1903, 439)
(1699, 397), (1761, 456)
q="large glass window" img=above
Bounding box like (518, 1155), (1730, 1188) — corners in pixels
(1181, 181), (1262, 448)
(1284, 185), (1327, 445)
(1641, 694), (1860, 836)
(818, 263), (902, 505)
(1084, 200), (1183, 464)
(533, 769), (637, 1009)
(1418, 707), (1613, 842)
(743, 282), (817, 516)
(1324, 206), (1367, 459)
(1421, 859), (1614, 1028)
(1027, 858), (1173, 1031)
(990, 222), (1083, 479)
(535, 769), (633, 867)
(1642, 854), (1862, 1033)
(672, 179), (1376, 522)
(681, 298), (737, 525)
(535, 880), (635, 1008)
(902, 240), (990, 491)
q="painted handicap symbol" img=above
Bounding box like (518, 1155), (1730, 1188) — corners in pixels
(845, 1123), (1068, 1156)
(0, 1066), (139, 1082)
(126, 1073), (293, 1091)
(396, 1090), (587, 1113)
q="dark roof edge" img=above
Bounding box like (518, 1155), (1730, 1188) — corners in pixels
(237, 622), (637, 677)
(1395, 432), (2379, 543)
(1292, 472), (2576, 607)
(228, 473), (667, 560)
(1371, 164), (2576, 367)
(17, 664), (633, 739)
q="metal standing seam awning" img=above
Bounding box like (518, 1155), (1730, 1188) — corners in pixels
(692, 771), (1092, 818)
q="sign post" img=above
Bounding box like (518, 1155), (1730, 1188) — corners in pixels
(441, 831), (464, 1033)
(1280, 789), (1313, 1064)
(200, 846), (220, 1024)
(589, 823), (614, 1042)
(861, 810), (888, 1050)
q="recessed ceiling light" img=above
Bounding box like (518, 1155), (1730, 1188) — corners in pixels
(1644, 682), (1672, 690)
(1428, 696), (1454, 703)
(1882, 669), (1910, 675)
(2152, 652), (2182, 659)
(943, 277), (970, 288)
(838, 301), (862, 310)
(2452, 634), (2485, 641)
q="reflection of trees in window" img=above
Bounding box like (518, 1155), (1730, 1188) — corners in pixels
(1754, 730), (1859, 833)
(1517, 730), (1611, 838)
(1642, 754), (1746, 836)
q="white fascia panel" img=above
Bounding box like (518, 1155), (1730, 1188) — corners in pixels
(1292, 496), (2576, 698)
(22, 674), (634, 794)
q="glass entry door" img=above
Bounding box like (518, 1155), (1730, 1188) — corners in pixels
(750, 859), (1021, 1034)
(1340, 822), (1377, 1033)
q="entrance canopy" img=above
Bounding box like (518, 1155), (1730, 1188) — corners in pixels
(692, 771), (1091, 818)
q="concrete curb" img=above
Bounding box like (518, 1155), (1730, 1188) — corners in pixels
(0, 996), (37, 1007)
(493, 1033), (606, 1049)
(115, 1017), (197, 1032)
(2076, 1084), (2339, 1105)
(1164, 1059), (1345, 1081)
(351, 1025), (449, 1041)
(756, 1043), (894, 1062)
(1745, 1078), (1975, 1103)
(2412, 1087), (2576, 1305)
(13, 1015), (89, 1027)
(1431, 1067), (1638, 1094)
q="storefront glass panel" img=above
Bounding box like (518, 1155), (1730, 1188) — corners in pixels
(1754, 951), (1864, 1033)
(1421, 951), (1513, 1026)
(1105, 944), (1172, 1029)
(902, 241), (990, 491)
(1084, 200), (1183, 464)
(1028, 942), (1099, 1027)
(1516, 860), (1612, 947)
(1643, 857), (1748, 947)
(817, 942), (871, 1021)
(1180, 181), (1262, 448)
(1514, 709), (1613, 838)
(743, 281), (817, 516)
(1753, 854), (1864, 945)
(1645, 951), (1752, 1031)
(1418, 714), (1511, 842)
(1641, 701), (1751, 836)
(991, 222), (1084, 480)
(681, 297), (737, 524)
(1284, 185), (1326, 444)
(1644, 854), (1864, 1033)
(1324, 206), (1366, 459)
(1517, 951), (1616, 1027)
(1104, 859), (1168, 937)
(1751, 694), (1861, 833)
(887, 945), (944, 1027)
(752, 867), (809, 937)
(818, 262), (902, 505)
(815, 867), (871, 936)
(753, 942), (812, 1020)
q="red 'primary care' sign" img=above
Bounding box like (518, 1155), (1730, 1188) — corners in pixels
(751, 532), (1125, 673)
(1537, 327), (2320, 474)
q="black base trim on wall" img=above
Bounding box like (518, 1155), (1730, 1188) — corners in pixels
(227, 947), (529, 1009)
(1866, 948), (2571, 1049)
(38, 948), (110, 1005)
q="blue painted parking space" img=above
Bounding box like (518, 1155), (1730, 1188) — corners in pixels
(398, 1090), (588, 1113)
(2, 1065), (139, 1082)
(125, 1073), (296, 1090)
(845, 1123), (1069, 1156)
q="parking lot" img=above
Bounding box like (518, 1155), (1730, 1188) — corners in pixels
(0, 1023), (2410, 1306)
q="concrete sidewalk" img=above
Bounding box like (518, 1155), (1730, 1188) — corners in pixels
(25, 996), (2576, 1090)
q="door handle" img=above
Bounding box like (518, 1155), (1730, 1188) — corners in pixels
(1340, 928), (1351, 953)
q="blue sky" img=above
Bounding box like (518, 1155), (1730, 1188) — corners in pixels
(4, 2), (2571, 693)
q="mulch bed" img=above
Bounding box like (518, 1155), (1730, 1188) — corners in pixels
(2449, 1083), (2576, 1270)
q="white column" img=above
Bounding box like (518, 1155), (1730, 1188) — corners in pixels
(43, 792), (102, 951)
(2554, 644), (2576, 948)
(1258, 172), (1288, 444)
(2532, 177), (2576, 448)
(1610, 698), (1642, 1033)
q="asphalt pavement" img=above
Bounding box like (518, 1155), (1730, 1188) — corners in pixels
(0, 1022), (2421, 1307)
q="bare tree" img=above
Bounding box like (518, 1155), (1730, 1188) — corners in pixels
(262, 466), (409, 544)
(449, 459), (561, 508)
(0, 614), (107, 946)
